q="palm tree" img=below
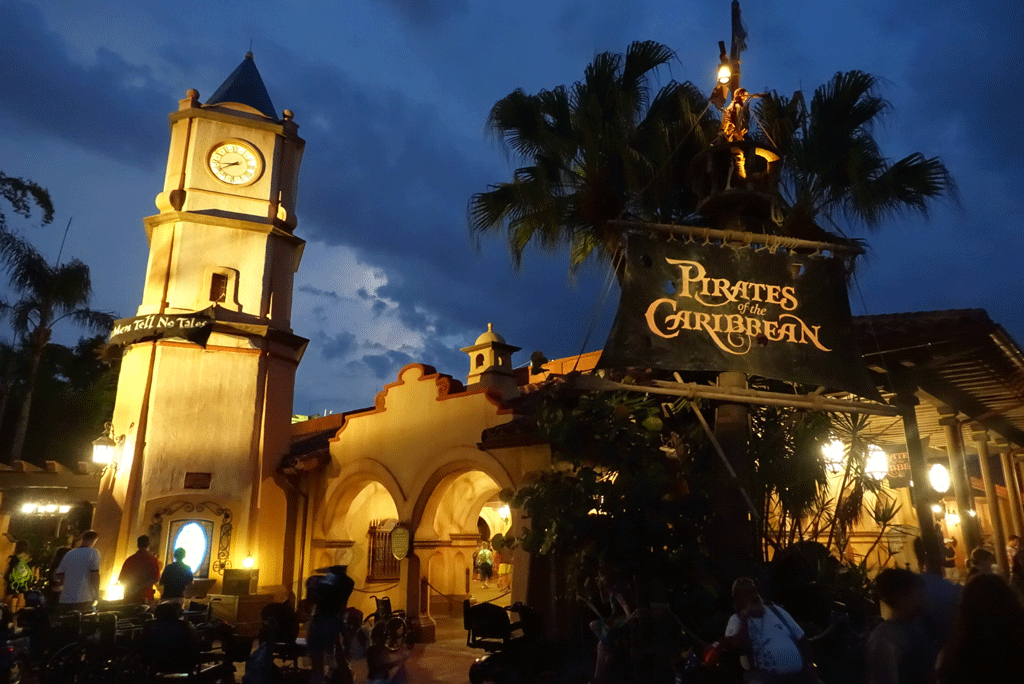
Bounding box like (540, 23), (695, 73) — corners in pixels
(754, 70), (957, 239)
(469, 40), (718, 271)
(0, 230), (114, 463)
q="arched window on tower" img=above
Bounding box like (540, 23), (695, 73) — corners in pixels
(475, 353), (485, 368)
(210, 273), (228, 303)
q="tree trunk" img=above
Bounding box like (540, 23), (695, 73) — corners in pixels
(8, 330), (46, 464)
(0, 350), (19, 442)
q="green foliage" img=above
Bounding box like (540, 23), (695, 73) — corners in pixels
(505, 384), (714, 602)
(470, 40), (717, 270)
(0, 171), (54, 234)
(754, 70), (958, 238)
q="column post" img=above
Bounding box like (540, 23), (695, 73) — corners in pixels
(939, 414), (980, 552)
(895, 383), (943, 573)
(998, 443), (1024, 538)
(972, 430), (1008, 577)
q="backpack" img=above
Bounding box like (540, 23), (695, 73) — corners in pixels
(7, 556), (31, 592)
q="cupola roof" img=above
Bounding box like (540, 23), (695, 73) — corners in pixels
(206, 52), (278, 120)
(475, 323), (506, 346)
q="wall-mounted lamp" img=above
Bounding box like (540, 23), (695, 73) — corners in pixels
(931, 503), (943, 514)
(243, 556), (255, 569)
(92, 422), (125, 468)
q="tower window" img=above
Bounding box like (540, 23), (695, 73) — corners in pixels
(210, 273), (228, 303)
(475, 353), (485, 368)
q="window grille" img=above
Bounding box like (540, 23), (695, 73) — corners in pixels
(367, 519), (400, 581)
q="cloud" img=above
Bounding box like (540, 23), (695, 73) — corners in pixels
(321, 331), (357, 360)
(0, 1), (171, 169)
(361, 349), (415, 379)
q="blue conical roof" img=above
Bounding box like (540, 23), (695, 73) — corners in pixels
(206, 52), (278, 120)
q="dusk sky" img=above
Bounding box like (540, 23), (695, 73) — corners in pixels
(1, 0), (1020, 415)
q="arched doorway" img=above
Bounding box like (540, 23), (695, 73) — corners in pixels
(318, 479), (400, 619)
(413, 468), (512, 620)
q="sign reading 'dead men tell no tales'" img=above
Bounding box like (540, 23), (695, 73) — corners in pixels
(108, 308), (215, 348)
(599, 234), (879, 399)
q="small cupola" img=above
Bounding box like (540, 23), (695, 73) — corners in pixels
(460, 323), (521, 390)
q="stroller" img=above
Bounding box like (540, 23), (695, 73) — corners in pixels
(462, 600), (542, 684)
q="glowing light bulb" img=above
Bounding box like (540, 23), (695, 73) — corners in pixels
(243, 556), (255, 569)
(929, 463), (951, 493)
(106, 582), (124, 601)
(717, 63), (732, 85)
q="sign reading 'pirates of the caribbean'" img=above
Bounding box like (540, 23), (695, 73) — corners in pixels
(599, 234), (878, 398)
(108, 308), (215, 348)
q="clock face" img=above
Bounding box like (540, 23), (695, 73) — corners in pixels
(208, 141), (262, 185)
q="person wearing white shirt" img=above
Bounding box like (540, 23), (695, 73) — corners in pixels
(55, 530), (101, 613)
(724, 577), (816, 683)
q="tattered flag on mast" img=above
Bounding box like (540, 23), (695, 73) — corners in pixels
(731, 0), (748, 58)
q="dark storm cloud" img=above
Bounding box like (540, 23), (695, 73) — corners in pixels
(252, 41), (614, 361)
(377, 0), (469, 27)
(321, 331), (357, 360)
(298, 285), (341, 300)
(0, 1), (170, 169)
(361, 350), (415, 379)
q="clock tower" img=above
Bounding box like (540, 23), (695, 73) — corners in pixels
(95, 54), (308, 595)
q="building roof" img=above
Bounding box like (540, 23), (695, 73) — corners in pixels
(855, 308), (1024, 449)
(475, 323), (506, 346)
(205, 52), (278, 120)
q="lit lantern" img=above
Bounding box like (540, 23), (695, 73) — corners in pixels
(865, 445), (889, 481)
(717, 62), (732, 85)
(929, 463), (951, 493)
(243, 556), (255, 569)
(92, 432), (117, 465)
(821, 440), (846, 474)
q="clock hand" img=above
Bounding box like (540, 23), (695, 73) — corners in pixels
(219, 161), (240, 168)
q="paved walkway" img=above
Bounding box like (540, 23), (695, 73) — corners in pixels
(350, 583), (510, 684)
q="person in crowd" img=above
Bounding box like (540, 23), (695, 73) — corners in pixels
(1009, 536), (1024, 597)
(966, 547), (996, 578)
(4, 540), (32, 614)
(46, 535), (74, 611)
(587, 563), (633, 684)
(1005, 535), (1020, 570)
(54, 530), (100, 613)
(724, 577), (815, 684)
(159, 547), (194, 600)
(935, 573), (1024, 684)
(118, 535), (161, 604)
(865, 568), (938, 684)
(306, 565), (355, 684)
(942, 537), (960, 581)
(477, 541), (494, 589)
(911, 536), (960, 644)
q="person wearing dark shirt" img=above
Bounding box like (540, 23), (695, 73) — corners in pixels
(159, 547), (194, 600)
(866, 568), (939, 684)
(307, 565), (355, 684)
(118, 535), (161, 604)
